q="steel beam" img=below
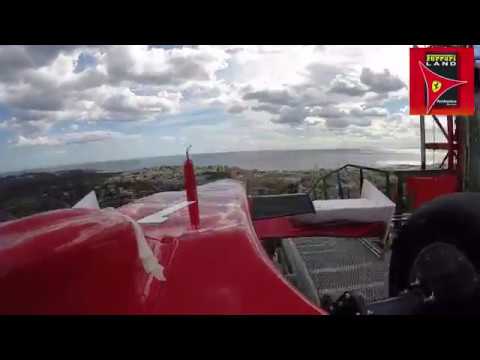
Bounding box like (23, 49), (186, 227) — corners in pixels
(432, 115), (448, 140)
(447, 115), (454, 170)
(420, 115), (426, 170)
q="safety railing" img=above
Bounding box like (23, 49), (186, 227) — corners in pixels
(308, 164), (392, 201)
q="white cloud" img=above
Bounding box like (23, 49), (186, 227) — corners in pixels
(16, 135), (63, 147)
(227, 104), (248, 114)
(329, 74), (369, 96)
(15, 130), (140, 147)
(0, 45), (226, 137)
(0, 45), (421, 172)
(104, 45), (229, 86)
(360, 67), (406, 93)
(0, 46), (411, 136)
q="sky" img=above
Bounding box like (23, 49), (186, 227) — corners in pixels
(0, 45), (471, 173)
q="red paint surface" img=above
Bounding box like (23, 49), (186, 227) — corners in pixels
(0, 209), (141, 314)
(0, 180), (326, 315)
(253, 217), (386, 240)
(406, 174), (458, 209)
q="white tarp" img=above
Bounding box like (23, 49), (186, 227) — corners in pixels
(138, 201), (194, 224)
(113, 210), (166, 282)
(294, 180), (395, 226)
(72, 190), (100, 210)
(72, 190), (166, 281)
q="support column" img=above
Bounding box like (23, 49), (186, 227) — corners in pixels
(447, 115), (454, 171)
(420, 115), (426, 170)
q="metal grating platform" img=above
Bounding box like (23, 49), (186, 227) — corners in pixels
(287, 237), (391, 304)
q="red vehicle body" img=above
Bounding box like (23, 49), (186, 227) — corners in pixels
(0, 179), (333, 314)
(0, 45), (478, 315)
(0, 154), (469, 315)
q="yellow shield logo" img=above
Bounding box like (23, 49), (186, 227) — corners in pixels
(432, 80), (442, 93)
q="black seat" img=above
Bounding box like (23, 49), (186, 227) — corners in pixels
(250, 193), (315, 220)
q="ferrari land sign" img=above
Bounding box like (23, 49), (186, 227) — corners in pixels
(410, 47), (475, 115)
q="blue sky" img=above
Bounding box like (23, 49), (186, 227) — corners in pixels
(0, 45), (468, 173)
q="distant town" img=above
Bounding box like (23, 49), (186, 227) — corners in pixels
(0, 165), (393, 221)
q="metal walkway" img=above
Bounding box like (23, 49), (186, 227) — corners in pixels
(287, 237), (391, 304)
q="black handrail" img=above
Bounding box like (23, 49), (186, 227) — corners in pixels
(309, 163), (391, 200)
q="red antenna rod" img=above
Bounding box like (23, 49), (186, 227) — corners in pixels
(183, 145), (199, 228)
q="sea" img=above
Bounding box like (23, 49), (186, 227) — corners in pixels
(2, 148), (437, 176)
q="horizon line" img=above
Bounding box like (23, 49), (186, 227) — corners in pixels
(1, 146), (422, 176)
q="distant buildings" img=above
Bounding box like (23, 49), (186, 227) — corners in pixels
(1, 164), (389, 219)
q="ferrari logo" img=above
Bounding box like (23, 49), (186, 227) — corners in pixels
(418, 60), (468, 113)
(432, 80), (442, 93)
(410, 47), (474, 115)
